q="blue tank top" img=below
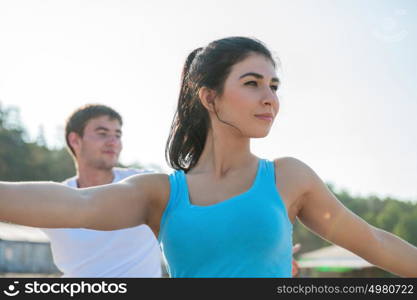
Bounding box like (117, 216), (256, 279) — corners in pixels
(158, 159), (293, 277)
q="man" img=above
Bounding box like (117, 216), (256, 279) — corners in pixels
(42, 104), (162, 277)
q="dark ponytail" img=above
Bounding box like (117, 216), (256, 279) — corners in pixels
(165, 37), (276, 172)
(165, 47), (208, 172)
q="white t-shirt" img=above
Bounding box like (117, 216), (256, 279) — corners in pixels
(42, 168), (162, 278)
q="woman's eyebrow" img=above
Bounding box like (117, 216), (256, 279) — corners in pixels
(239, 72), (280, 84)
(240, 72), (263, 79)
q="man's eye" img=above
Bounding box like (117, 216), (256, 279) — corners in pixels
(270, 85), (278, 91)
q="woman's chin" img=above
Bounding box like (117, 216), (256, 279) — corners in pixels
(250, 130), (270, 139)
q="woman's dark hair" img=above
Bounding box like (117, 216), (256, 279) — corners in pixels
(165, 36), (276, 172)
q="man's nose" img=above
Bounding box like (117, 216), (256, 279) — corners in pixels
(105, 135), (119, 145)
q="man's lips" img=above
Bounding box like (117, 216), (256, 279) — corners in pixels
(103, 150), (116, 155)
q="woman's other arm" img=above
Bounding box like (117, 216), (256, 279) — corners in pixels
(286, 157), (417, 277)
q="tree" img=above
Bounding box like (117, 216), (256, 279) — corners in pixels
(393, 207), (417, 247)
(0, 103), (74, 181)
(376, 200), (406, 232)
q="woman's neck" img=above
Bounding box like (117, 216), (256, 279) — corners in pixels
(190, 128), (257, 178)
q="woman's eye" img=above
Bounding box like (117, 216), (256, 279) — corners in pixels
(270, 85), (278, 91)
(245, 81), (258, 87)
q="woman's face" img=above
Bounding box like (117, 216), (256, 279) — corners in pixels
(213, 53), (280, 138)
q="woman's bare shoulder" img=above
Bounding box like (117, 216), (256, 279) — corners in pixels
(129, 173), (171, 233)
(272, 156), (315, 193)
(273, 156), (314, 177)
(113, 172), (170, 207)
(126, 172), (170, 194)
(121, 172), (169, 183)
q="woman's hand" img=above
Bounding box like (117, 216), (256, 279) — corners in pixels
(292, 243), (301, 277)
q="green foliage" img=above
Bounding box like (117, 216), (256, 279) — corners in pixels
(0, 103), (74, 182)
(376, 200), (406, 232)
(393, 207), (417, 246)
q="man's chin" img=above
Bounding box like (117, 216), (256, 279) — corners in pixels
(94, 160), (118, 170)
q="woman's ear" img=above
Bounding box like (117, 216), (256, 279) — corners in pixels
(198, 87), (217, 112)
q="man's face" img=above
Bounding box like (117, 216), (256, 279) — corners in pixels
(72, 115), (122, 170)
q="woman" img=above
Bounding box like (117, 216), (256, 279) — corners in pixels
(1, 37), (416, 277)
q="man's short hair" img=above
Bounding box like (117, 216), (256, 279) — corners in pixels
(65, 104), (123, 156)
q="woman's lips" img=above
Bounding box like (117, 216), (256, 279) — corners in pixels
(255, 114), (273, 121)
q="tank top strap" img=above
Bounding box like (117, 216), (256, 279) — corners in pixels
(257, 158), (277, 189)
(258, 159), (292, 227)
(159, 170), (188, 242)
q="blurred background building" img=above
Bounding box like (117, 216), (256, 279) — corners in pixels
(297, 245), (394, 277)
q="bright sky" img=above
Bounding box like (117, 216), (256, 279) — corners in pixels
(0, 0), (416, 202)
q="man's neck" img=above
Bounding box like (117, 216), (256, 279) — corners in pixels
(75, 165), (115, 188)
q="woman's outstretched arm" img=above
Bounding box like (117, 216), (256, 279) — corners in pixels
(0, 173), (168, 231)
(288, 158), (417, 277)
